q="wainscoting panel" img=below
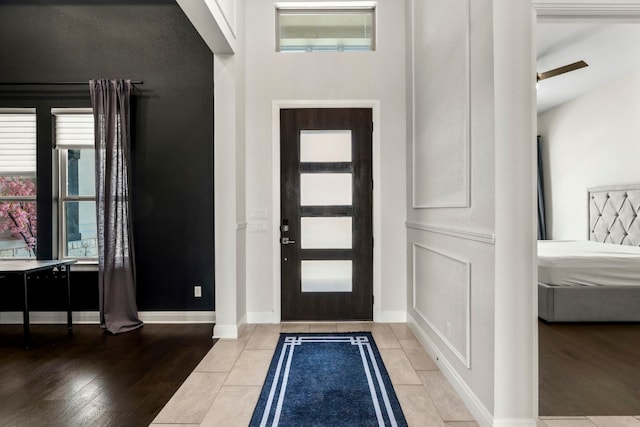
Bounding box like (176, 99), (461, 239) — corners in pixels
(412, 0), (470, 208)
(412, 242), (471, 367)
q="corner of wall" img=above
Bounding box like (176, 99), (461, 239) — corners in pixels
(175, 0), (236, 53)
(213, 324), (239, 339)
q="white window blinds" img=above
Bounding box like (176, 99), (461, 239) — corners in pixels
(53, 109), (94, 149)
(0, 109), (37, 175)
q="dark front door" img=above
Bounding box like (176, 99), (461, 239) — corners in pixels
(280, 108), (373, 321)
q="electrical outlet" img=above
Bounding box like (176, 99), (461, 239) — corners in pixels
(194, 285), (202, 298)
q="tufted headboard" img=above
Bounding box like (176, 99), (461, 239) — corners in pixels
(589, 184), (640, 246)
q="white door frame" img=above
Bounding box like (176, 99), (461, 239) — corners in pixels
(531, 0), (640, 418)
(271, 100), (381, 323)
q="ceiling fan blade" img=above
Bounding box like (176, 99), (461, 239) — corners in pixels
(537, 60), (589, 81)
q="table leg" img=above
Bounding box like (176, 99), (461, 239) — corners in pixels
(66, 265), (73, 335)
(23, 273), (30, 350)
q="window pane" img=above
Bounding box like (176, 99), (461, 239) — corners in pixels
(278, 9), (375, 52)
(301, 217), (352, 249)
(64, 201), (97, 258)
(301, 260), (352, 292)
(300, 130), (352, 162)
(0, 176), (36, 258)
(67, 149), (95, 196)
(54, 113), (94, 148)
(300, 173), (352, 206)
(0, 111), (36, 175)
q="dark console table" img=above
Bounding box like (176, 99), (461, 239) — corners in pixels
(0, 259), (76, 349)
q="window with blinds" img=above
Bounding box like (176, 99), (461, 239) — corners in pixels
(53, 109), (95, 149)
(0, 109), (37, 258)
(53, 109), (98, 260)
(0, 109), (36, 175)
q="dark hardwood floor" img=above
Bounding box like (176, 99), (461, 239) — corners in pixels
(539, 320), (640, 416)
(0, 323), (215, 427)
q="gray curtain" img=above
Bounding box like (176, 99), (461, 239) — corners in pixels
(90, 79), (143, 334)
(537, 136), (548, 240)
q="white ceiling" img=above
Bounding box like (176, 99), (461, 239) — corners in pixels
(536, 22), (640, 113)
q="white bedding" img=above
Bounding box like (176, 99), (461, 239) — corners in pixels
(538, 240), (640, 287)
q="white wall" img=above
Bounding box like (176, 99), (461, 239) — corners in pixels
(243, 0), (408, 322)
(406, 0), (497, 418)
(407, 0), (537, 424)
(181, 0), (541, 422)
(178, 0), (246, 338)
(538, 70), (640, 240)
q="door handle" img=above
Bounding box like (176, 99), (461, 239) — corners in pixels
(281, 237), (296, 245)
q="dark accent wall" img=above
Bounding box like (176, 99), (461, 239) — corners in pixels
(0, 0), (214, 312)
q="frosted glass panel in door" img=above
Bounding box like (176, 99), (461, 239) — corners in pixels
(300, 173), (352, 206)
(300, 130), (352, 162)
(301, 260), (352, 292)
(301, 217), (352, 249)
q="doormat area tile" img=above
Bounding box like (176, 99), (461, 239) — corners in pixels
(249, 332), (408, 427)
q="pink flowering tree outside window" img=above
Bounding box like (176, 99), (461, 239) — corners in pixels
(0, 176), (37, 256)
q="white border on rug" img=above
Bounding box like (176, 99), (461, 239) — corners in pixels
(257, 334), (402, 427)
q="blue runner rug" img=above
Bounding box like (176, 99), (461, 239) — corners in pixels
(250, 332), (408, 427)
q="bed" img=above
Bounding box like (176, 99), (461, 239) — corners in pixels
(538, 184), (640, 322)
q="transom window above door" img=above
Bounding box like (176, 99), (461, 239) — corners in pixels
(276, 2), (376, 52)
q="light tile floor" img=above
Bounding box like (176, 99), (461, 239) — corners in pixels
(538, 417), (640, 427)
(150, 323), (640, 427)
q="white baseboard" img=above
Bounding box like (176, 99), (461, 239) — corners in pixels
(238, 313), (247, 326)
(0, 311), (216, 325)
(213, 324), (238, 339)
(245, 311), (404, 324)
(139, 311), (215, 324)
(246, 311), (276, 324)
(493, 419), (537, 427)
(375, 310), (407, 323)
(0, 311), (99, 324)
(407, 313), (493, 427)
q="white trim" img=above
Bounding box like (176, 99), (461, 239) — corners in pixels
(175, 0), (235, 53)
(406, 221), (495, 245)
(51, 108), (93, 115)
(68, 262), (98, 272)
(407, 313), (493, 427)
(493, 420), (537, 427)
(0, 108), (36, 114)
(534, 2), (640, 17)
(247, 311), (277, 324)
(213, 324), (239, 339)
(139, 311), (215, 324)
(411, 0), (471, 209)
(0, 311), (99, 324)
(0, 311), (215, 324)
(271, 99), (381, 322)
(528, 2), (640, 418)
(412, 243), (471, 368)
(376, 311), (406, 323)
(275, 1), (377, 10)
(214, 0), (237, 38)
(493, 0), (537, 420)
(238, 313), (247, 327)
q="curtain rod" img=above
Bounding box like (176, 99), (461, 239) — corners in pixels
(0, 81), (143, 85)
